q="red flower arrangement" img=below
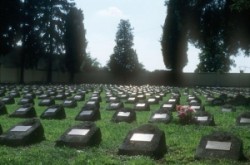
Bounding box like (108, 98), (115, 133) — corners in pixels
(176, 105), (196, 124)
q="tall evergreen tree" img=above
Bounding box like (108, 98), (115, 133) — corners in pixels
(108, 19), (142, 80)
(65, 7), (87, 83)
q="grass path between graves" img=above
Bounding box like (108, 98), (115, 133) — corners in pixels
(0, 88), (250, 165)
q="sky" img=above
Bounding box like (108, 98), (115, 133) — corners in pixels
(74, 0), (250, 73)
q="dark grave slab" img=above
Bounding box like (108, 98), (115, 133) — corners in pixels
(190, 105), (205, 112)
(89, 96), (102, 102)
(195, 131), (245, 161)
(55, 122), (101, 149)
(0, 119), (45, 146)
(211, 98), (225, 106)
(18, 98), (34, 105)
(23, 93), (36, 99)
(40, 105), (66, 120)
(111, 108), (136, 123)
(194, 111), (215, 126)
(149, 109), (172, 124)
(9, 92), (20, 98)
(38, 98), (55, 106)
(134, 102), (150, 111)
(106, 96), (119, 103)
(35, 90), (43, 95)
(106, 102), (124, 111)
(0, 101), (7, 115)
(221, 104), (236, 112)
(85, 100), (100, 109)
(126, 97), (138, 104)
(9, 104), (36, 118)
(236, 112), (250, 126)
(1, 96), (15, 105)
(55, 93), (66, 100)
(147, 97), (159, 104)
(62, 99), (77, 108)
(137, 94), (146, 101)
(38, 94), (50, 99)
(75, 106), (100, 121)
(118, 124), (167, 159)
(161, 103), (174, 112)
(73, 94), (85, 101)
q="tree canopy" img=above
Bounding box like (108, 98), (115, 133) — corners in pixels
(107, 19), (143, 78)
(161, 0), (250, 73)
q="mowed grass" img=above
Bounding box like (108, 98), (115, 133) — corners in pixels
(0, 87), (250, 165)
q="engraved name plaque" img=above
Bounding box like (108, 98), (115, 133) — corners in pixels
(153, 114), (167, 119)
(68, 129), (89, 136)
(130, 133), (154, 142)
(205, 141), (231, 151)
(11, 126), (32, 132)
(117, 112), (130, 117)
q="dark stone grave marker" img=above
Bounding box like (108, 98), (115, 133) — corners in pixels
(85, 100), (100, 109)
(193, 111), (215, 126)
(40, 105), (66, 120)
(221, 104), (236, 112)
(1, 96), (15, 105)
(55, 93), (66, 100)
(106, 102), (124, 111)
(149, 109), (172, 124)
(211, 98), (225, 106)
(23, 93), (36, 99)
(9, 104), (36, 118)
(18, 98), (34, 105)
(147, 97), (159, 104)
(111, 108), (136, 123)
(73, 94), (85, 101)
(38, 98), (55, 106)
(118, 124), (167, 159)
(55, 122), (101, 149)
(134, 102), (150, 111)
(126, 97), (138, 104)
(75, 106), (100, 121)
(236, 112), (250, 126)
(195, 131), (245, 161)
(0, 101), (7, 115)
(63, 99), (77, 108)
(38, 94), (49, 99)
(0, 119), (45, 146)
(161, 103), (174, 111)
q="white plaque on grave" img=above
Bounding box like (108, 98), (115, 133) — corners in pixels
(163, 104), (172, 108)
(74, 95), (81, 99)
(110, 97), (116, 100)
(153, 113), (167, 119)
(222, 108), (231, 112)
(130, 133), (154, 142)
(136, 103), (145, 107)
(111, 103), (119, 107)
(43, 99), (50, 103)
(17, 108), (27, 112)
(46, 108), (57, 113)
(205, 141), (231, 151)
(117, 112), (130, 117)
(87, 101), (95, 105)
(196, 116), (208, 121)
(240, 117), (250, 123)
(68, 129), (89, 136)
(207, 98), (214, 101)
(64, 100), (72, 104)
(2, 98), (8, 101)
(169, 99), (176, 102)
(191, 106), (200, 110)
(128, 97), (135, 101)
(148, 98), (155, 102)
(80, 110), (93, 115)
(11, 126), (32, 132)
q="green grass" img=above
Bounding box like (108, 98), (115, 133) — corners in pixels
(0, 87), (250, 164)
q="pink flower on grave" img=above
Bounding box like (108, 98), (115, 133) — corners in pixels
(176, 105), (196, 124)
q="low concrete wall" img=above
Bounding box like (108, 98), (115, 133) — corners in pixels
(0, 67), (249, 87)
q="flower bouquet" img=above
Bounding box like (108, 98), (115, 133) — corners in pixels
(176, 105), (196, 125)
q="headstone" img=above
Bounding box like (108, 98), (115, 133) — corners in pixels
(147, 97), (159, 104)
(18, 98), (34, 105)
(126, 97), (138, 104)
(1, 96), (15, 105)
(195, 131), (245, 161)
(148, 109), (172, 124)
(111, 108), (136, 123)
(161, 103), (174, 112)
(55, 122), (101, 149)
(73, 94), (85, 101)
(62, 99), (77, 108)
(9, 104), (36, 118)
(106, 102), (124, 111)
(40, 105), (66, 120)
(211, 98), (225, 106)
(85, 100), (100, 109)
(221, 104), (236, 112)
(38, 98), (55, 107)
(89, 96), (102, 102)
(38, 94), (49, 99)
(134, 102), (150, 111)
(54, 93), (66, 100)
(236, 112), (250, 126)
(0, 101), (7, 115)
(0, 119), (45, 146)
(118, 124), (167, 159)
(193, 111), (215, 126)
(106, 96), (119, 103)
(75, 106), (101, 122)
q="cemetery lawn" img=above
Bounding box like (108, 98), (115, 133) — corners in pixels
(0, 88), (250, 165)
